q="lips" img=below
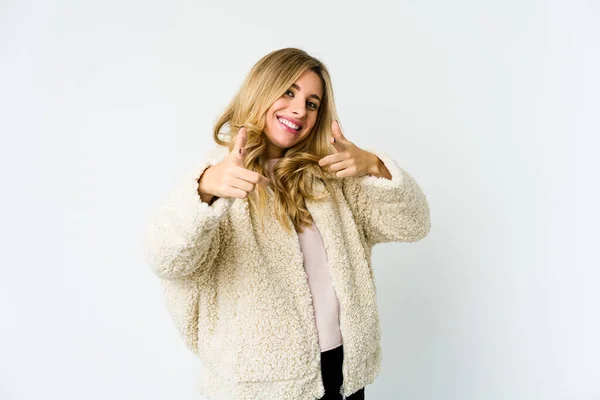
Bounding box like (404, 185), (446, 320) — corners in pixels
(278, 115), (303, 127)
(277, 115), (302, 130)
(276, 116), (303, 135)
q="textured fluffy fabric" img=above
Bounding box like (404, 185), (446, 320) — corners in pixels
(144, 145), (431, 399)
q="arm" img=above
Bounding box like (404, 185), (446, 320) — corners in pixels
(342, 149), (431, 246)
(143, 145), (231, 280)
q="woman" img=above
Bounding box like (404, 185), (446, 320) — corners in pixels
(144, 47), (431, 400)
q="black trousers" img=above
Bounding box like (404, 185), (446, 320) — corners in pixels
(318, 345), (365, 399)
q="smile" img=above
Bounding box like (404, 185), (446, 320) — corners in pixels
(277, 116), (302, 132)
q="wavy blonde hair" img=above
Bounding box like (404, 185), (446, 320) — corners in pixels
(212, 47), (340, 234)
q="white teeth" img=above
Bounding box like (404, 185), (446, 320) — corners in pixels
(278, 117), (300, 130)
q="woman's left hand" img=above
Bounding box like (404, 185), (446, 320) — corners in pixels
(318, 120), (388, 179)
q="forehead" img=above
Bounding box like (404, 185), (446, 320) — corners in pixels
(292, 70), (323, 96)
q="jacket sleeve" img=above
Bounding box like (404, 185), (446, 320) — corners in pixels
(342, 149), (431, 247)
(143, 145), (232, 280)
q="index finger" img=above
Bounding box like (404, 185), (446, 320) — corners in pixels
(318, 153), (345, 167)
(234, 166), (271, 187)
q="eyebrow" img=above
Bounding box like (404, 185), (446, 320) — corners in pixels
(291, 83), (321, 102)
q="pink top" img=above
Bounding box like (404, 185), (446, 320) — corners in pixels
(267, 158), (342, 352)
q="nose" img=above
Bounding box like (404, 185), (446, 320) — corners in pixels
(291, 97), (306, 118)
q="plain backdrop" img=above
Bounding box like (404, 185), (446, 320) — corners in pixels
(1, 0), (598, 399)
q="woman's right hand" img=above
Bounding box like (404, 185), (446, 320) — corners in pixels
(198, 127), (271, 201)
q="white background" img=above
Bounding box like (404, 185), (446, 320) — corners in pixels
(1, 0), (598, 399)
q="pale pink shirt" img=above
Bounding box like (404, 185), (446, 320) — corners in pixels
(267, 158), (342, 352)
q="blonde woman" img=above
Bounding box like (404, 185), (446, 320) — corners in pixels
(144, 47), (431, 400)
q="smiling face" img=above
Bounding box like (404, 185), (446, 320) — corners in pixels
(263, 69), (324, 159)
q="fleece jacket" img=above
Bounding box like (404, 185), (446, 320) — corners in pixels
(143, 144), (431, 399)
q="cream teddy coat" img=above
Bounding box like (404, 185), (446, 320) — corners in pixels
(143, 144), (431, 399)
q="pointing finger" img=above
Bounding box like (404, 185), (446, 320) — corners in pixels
(257, 174), (270, 187)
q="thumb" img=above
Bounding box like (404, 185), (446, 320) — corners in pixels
(331, 120), (347, 153)
(233, 126), (247, 165)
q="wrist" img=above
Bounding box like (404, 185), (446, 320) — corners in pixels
(367, 154), (392, 179)
(367, 154), (382, 176)
(197, 167), (216, 204)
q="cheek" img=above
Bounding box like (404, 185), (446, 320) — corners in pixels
(307, 113), (318, 130)
(265, 101), (284, 124)
(268, 99), (287, 115)
(300, 116), (318, 138)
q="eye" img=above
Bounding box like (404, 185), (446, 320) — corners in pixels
(284, 89), (294, 97)
(307, 101), (318, 110)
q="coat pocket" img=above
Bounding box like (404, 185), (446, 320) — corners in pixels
(232, 289), (316, 383)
